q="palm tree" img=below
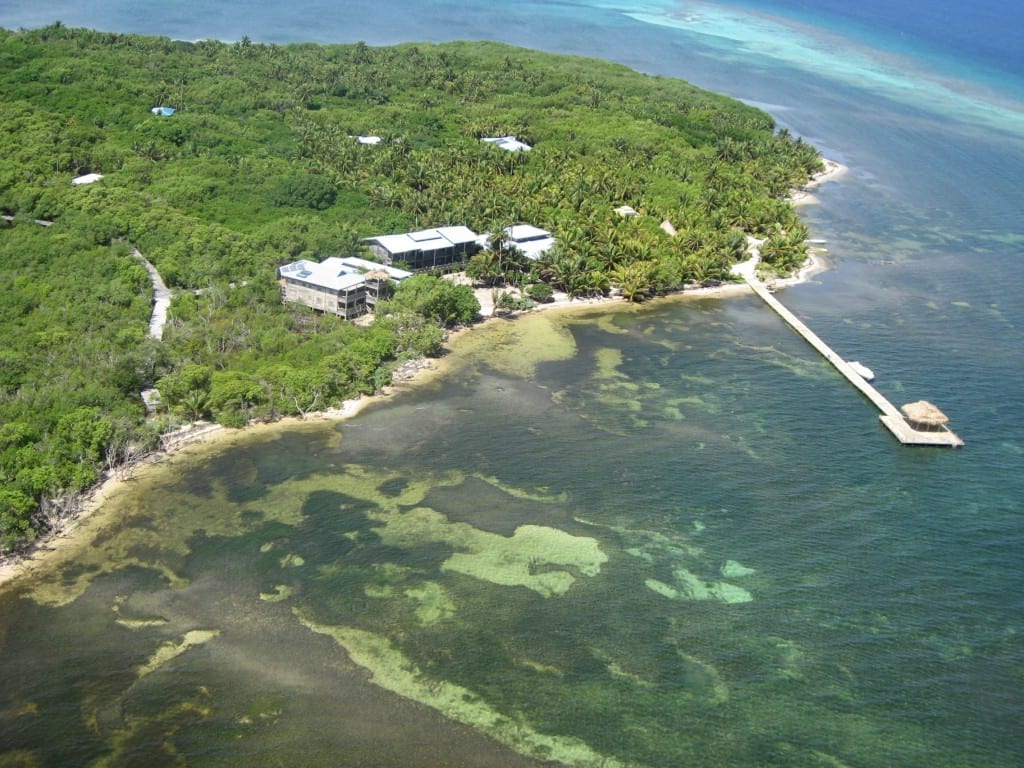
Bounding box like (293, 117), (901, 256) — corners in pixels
(612, 262), (654, 302)
(466, 248), (503, 287)
(181, 389), (211, 422)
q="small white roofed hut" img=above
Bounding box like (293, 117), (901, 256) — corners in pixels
(71, 173), (104, 185)
(482, 136), (531, 152)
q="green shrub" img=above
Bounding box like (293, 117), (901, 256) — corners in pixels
(526, 283), (554, 303)
(497, 291), (535, 311)
(267, 174), (338, 210)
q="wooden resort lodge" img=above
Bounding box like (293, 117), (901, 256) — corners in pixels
(278, 256), (411, 319)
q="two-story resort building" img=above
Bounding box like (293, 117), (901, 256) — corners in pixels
(363, 226), (481, 270)
(278, 256), (412, 319)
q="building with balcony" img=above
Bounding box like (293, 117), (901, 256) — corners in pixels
(278, 256), (411, 319)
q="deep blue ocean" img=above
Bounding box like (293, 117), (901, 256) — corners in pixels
(1, 2), (1022, 766)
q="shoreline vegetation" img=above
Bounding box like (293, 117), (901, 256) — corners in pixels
(0, 157), (845, 590)
(0, 25), (839, 583)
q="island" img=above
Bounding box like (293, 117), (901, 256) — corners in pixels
(0, 24), (824, 559)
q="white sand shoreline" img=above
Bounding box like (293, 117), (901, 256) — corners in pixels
(0, 160), (844, 589)
(790, 158), (846, 206)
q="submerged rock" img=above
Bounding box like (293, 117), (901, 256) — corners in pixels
(721, 559), (757, 578)
(646, 569), (753, 604)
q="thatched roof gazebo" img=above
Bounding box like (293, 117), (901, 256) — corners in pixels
(901, 400), (951, 432)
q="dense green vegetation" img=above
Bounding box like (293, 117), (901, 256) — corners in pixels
(0, 23), (821, 550)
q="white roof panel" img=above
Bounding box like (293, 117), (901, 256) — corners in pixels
(503, 224), (555, 260)
(366, 226), (480, 255)
(337, 257), (412, 280)
(482, 136), (531, 152)
(279, 257), (363, 291)
(506, 224), (550, 242)
(435, 225), (479, 244)
(409, 230), (444, 243)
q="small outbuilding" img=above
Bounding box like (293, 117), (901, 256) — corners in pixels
(482, 136), (531, 152)
(151, 106), (177, 116)
(502, 224), (557, 260)
(356, 135), (382, 145)
(71, 173), (104, 185)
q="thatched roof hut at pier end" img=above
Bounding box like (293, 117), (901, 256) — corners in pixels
(901, 400), (951, 432)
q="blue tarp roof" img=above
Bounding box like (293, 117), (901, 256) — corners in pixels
(151, 106), (176, 116)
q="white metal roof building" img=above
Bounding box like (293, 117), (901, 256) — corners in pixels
(504, 224), (557, 260)
(364, 226), (481, 270)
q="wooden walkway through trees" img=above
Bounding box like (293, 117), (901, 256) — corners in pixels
(132, 249), (171, 340)
(4, 217), (169, 340)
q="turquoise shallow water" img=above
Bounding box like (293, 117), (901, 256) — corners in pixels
(1, 1), (1022, 765)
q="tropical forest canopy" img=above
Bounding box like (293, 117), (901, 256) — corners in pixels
(0, 23), (822, 548)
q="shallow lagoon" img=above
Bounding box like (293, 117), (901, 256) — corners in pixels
(3, 302), (1018, 766)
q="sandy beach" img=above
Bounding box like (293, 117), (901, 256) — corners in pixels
(790, 158), (847, 206)
(0, 160), (844, 589)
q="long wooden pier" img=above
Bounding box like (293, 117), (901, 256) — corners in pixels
(734, 261), (963, 447)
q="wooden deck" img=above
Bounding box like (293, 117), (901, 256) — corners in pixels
(739, 272), (963, 447)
